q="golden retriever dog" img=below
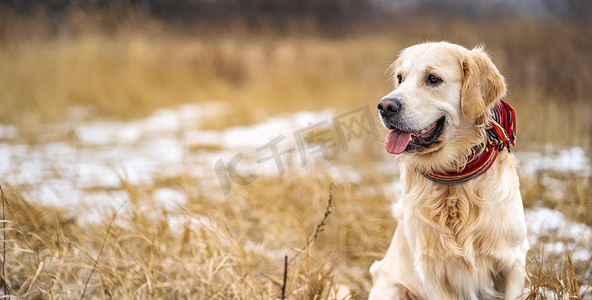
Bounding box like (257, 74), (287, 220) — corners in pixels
(369, 42), (529, 300)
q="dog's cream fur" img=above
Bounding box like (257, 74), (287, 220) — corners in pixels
(369, 42), (529, 300)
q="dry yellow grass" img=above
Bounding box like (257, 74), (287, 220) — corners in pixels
(0, 33), (400, 140)
(0, 164), (395, 298)
(1, 12), (591, 145)
(1, 9), (591, 299)
(2, 162), (591, 299)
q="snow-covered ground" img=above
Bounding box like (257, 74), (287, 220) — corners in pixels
(516, 146), (591, 176)
(1, 103), (591, 262)
(525, 207), (592, 262)
(1, 103), (336, 206)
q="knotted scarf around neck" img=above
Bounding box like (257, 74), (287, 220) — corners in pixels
(419, 100), (517, 185)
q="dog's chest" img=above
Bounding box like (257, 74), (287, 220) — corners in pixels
(404, 183), (518, 264)
(403, 187), (511, 298)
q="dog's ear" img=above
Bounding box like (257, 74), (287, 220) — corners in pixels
(460, 46), (506, 123)
(388, 57), (402, 85)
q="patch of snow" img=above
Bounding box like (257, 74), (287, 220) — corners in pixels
(525, 207), (592, 261)
(166, 214), (220, 236)
(243, 240), (288, 260)
(571, 248), (591, 262)
(83, 190), (130, 208)
(326, 164), (362, 184)
(74, 103), (226, 146)
(152, 188), (187, 211)
(0, 124), (18, 140)
(75, 122), (143, 145)
(183, 110), (335, 150)
(21, 178), (79, 207)
(517, 147), (591, 176)
(1, 104), (346, 209)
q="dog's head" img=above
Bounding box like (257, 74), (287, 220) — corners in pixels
(378, 42), (506, 171)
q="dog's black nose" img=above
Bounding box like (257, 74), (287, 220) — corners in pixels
(377, 97), (403, 118)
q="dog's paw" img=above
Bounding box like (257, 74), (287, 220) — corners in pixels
(392, 283), (419, 300)
(368, 283), (420, 300)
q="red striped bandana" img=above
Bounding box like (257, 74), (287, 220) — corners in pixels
(418, 100), (517, 185)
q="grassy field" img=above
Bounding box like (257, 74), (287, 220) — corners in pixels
(0, 10), (591, 299)
(1, 13), (591, 146)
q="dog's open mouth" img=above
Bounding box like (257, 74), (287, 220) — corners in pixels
(385, 116), (445, 154)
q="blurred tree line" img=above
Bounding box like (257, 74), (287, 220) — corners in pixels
(0, 0), (590, 110)
(2, 0), (591, 31)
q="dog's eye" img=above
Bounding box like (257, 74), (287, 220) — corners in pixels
(427, 75), (441, 85)
(397, 74), (403, 84)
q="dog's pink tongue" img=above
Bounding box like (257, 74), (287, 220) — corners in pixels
(385, 131), (412, 154)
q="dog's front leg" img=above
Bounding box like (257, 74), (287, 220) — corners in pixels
(369, 222), (424, 300)
(499, 239), (528, 299)
(503, 261), (527, 299)
(415, 257), (459, 300)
